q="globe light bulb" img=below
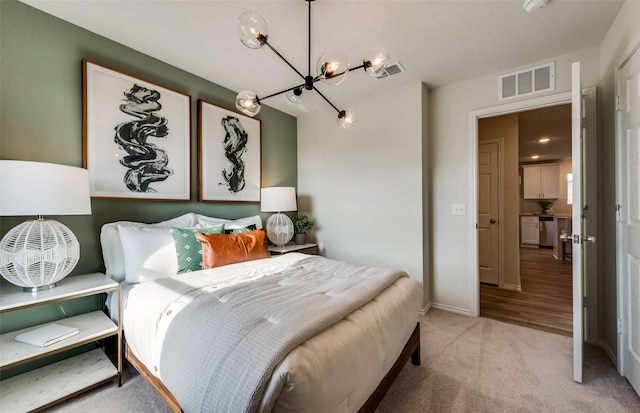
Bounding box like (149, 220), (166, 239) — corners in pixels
(316, 49), (349, 85)
(337, 108), (357, 130)
(235, 90), (261, 117)
(239, 11), (268, 49)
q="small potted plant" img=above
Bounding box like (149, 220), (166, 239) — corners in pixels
(538, 200), (554, 215)
(293, 215), (314, 245)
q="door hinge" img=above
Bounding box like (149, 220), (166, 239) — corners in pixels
(583, 296), (588, 308)
(618, 318), (624, 334)
(582, 117), (587, 129)
(615, 95), (621, 111)
(616, 204), (623, 222)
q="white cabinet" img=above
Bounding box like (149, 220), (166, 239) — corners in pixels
(0, 273), (121, 412)
(520, 216), (540, 245)
(522, 164), (560, 199)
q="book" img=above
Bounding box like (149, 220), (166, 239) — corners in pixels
(15, 323), (80, 347)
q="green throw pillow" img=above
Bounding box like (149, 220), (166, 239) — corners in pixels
(170, 225), (225, 273)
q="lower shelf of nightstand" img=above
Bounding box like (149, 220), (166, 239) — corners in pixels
(0, 348), (118, 412)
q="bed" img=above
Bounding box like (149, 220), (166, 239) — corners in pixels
(102, 213), (423, 413)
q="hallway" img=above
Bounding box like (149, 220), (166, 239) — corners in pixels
(480, 247), (573, 336)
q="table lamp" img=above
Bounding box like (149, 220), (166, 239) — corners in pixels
(261, 187), (297, 248)
(0, 160), (92, 292)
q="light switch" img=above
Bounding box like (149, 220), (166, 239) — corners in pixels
(452, 203), (466, 216)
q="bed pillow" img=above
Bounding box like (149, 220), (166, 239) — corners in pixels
(194, 215), (230, 228)
(196, 229), (270, 269)
(196, 214), (263, 231)
(224, 224), (257, 234)
(118, 225), (179, 283)
(100, 213), (196, 282)
(170, 224), (225, 273)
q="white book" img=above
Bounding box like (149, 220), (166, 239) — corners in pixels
(15, 323), (80, 347)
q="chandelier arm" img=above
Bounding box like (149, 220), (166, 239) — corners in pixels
(262, 38), (306, 81)
(260, 83), (307, 101)
(312, 87), (341, 114)
(349, 63), (369, 72)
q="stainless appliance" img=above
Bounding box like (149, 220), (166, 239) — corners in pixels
(539, 216), (555, 248)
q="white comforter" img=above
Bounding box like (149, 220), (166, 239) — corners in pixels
(115, 253), (422, 412)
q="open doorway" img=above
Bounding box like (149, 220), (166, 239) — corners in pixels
(478, 104), (574, 336)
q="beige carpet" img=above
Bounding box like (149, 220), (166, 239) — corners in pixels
(377, 309), (639, 412)
(45, 309), (639, 412)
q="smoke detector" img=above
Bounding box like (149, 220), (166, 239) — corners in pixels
(523, 0), (550, 14)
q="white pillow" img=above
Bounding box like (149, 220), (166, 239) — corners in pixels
(195, 214), (263, 231)
(227, 215), (263, 231)
(100, 213), (195, 281)
(118, 225), (178, 283)
(195, 215), (230, 228)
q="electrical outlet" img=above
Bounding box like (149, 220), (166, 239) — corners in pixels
(452, 203), (466, 216)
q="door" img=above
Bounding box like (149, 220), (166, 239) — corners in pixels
(571, 61), (587, 383)
(479, 141), (500, 285)
(617, 42), (640, 395)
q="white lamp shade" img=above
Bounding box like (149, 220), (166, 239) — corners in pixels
(0, 160), (92, 216)
(261, 187), (297, 212)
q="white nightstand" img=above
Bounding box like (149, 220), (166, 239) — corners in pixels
(0, 273), (121, 412)
(269, 243), (319, 256)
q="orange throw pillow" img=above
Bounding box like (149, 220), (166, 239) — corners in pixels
(195, 229), (270, 269)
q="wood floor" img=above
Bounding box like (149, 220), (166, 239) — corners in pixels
(480, 247), (573, 336)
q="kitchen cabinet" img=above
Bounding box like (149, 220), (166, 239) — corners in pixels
(520, 216), (540, 246)
(522, 164), (560, 199)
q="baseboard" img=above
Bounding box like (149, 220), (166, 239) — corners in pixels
(420, 302), (432, 316)
(601, 340), (618, 370)
(430, 302), (472, 316)
(501, 283), (522, 291)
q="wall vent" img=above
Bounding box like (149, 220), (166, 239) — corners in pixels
(498, 62), (555, 100)
(376, 61), (405, 79)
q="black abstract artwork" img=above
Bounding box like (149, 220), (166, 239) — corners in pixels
(114, 84), (173, 192)
(220, 115), (248, 194)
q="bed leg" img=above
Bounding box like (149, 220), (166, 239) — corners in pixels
(411, 343), (421, 366)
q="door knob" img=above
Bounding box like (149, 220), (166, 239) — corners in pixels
(582, 235), (596, 244)
(490, 218), (496, 224)
(559, 232), (571, 242)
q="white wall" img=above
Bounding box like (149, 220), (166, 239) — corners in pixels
(595, 0), (640, 363)
(297, 82), (426, 305)
(428, 47), (601, 314)
(297, 2), (639, 321)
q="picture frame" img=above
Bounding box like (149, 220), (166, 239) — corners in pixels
(198, 99), (262, 202)
(82, 59), (191, 200)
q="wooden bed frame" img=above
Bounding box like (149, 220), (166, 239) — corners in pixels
(124, 322), (421, 413)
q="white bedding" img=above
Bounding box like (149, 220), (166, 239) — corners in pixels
(109, 253), (422, 412)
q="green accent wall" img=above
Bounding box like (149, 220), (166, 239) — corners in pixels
(0, 0), (297, 369)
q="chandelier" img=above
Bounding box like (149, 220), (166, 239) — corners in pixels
(235, 0), (391, 129)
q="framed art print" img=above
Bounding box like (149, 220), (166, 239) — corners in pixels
(198, 99), (261, 202)
(82, 59), (191, 200)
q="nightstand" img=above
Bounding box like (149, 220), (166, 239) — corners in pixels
(0, 273), (121, 412)
(269, 243), (319, 256)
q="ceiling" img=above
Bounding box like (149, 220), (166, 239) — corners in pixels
(518, 104), (572, 162)
(21, 0), (623, 118)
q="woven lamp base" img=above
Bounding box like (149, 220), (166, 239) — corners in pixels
(265, 213), (294, 248)
(0, 219), (80, 292)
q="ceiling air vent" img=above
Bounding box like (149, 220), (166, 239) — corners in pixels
(376, 61), (405, 80)
(498, 62), (555, 100)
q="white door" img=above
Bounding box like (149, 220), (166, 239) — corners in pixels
(479, 141), (500, 285)
(617, 43), (640, 395)
(571, 61), (592, 383)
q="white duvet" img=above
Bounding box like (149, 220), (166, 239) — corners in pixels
(110, 253), (422, 412)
